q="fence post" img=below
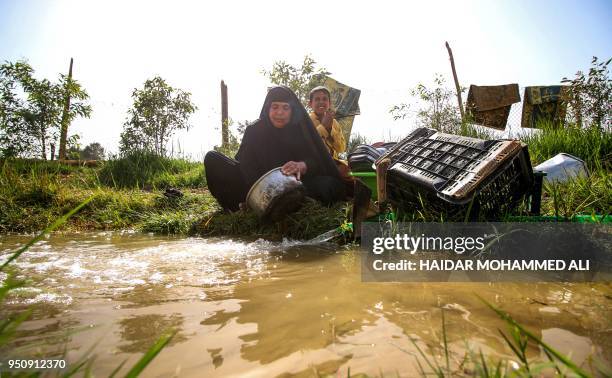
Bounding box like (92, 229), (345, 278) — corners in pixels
(445, 42), (465, 121)
(221, 80), (228, 149)
(58, 57), (74, 160)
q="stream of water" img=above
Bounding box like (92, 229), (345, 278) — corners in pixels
(0, 232), (610, 377)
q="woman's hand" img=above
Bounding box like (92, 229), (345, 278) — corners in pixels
(281, 161), (307, 181)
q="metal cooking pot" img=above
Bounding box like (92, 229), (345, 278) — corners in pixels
(246, 167), (306, 221)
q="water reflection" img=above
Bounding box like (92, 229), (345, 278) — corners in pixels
(118, 313), (187, 353)
(207, 347), (223, 369)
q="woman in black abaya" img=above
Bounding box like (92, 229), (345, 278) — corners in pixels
(204, 86), (345, 211)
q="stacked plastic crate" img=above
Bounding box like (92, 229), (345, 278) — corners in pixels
(348, 143), (396, 199)
(377, 128), (535, 219)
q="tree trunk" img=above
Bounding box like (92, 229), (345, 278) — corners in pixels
(221, 80), (228, 148)
(445, 42), (465, 122)
(160, 122), (167, 157)
(40, 122), (47, 160)
(58, 58), (74, 160)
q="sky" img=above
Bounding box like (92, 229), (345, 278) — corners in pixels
(1, 0), (610, 160)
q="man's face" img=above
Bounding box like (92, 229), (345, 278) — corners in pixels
(269, 101), (292, 128)
(309, 90), (331, 117)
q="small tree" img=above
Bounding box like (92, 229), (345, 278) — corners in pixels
(562, 56), (611, 130)
(262, 55), (330, 107)
(0, 60), (91, 159)
(0, 62), (33, 157)
(120, 76), (197, 156)
(390, 74), (463, 133)
(24, 78), (64, 159)
(81, 142), (105, 160)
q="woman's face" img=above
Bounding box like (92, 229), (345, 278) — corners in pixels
(269, 101), (292, 128)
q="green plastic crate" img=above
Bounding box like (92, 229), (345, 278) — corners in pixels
(350, 172), (377, 200)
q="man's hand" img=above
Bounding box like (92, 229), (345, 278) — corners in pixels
(281, 161), (307, 181)
(321, 109), (335, 132)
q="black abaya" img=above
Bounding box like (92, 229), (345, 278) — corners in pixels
(205, 86), (345, 211)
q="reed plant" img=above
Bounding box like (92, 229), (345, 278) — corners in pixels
(329, 300), (608, 377)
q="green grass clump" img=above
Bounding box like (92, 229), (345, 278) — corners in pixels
(98, 151), (205, 189)
(0, 157), (211, 233)
(140, 193), (216, 234)
(540, 168), (611, 218)
(197, 198), (347, 240)
(140, 211), (195, 234)
(517, 122), (611, 218)
(520, 122), (611, 169)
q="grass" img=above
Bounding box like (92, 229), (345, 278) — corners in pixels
(381, 299), (606, 377)
(312, 298), (610, 377)
(449, 121), (496, 140)
(520, 122), (611, 170)
(196, 198), (348, 241)
(0, 157), (346, 239)
(521, 122), (611, 218)
(0, 157), (215, 234)
(98, 151), (205, 189)
(540, 167), (611, 218)
(347, 133), (372, 154)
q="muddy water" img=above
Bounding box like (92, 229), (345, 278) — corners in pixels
(0, 232), (610, 377)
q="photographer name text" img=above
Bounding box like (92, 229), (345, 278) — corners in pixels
(372, 259), (590, 272)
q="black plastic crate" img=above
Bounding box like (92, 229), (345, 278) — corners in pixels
(349, 143), (398, 172)
(379, 128), (535, 219)
(348, 144), (383, 172)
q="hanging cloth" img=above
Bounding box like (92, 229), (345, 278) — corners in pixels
(520, 86), (568, 128)
(466, 84), (520, 130)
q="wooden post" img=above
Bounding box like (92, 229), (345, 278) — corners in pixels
(58, 57), (73, 160)
(221, 80), (228, 148)
(445, 42), (465, 121)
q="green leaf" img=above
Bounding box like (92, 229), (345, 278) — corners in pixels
(123, 329), (176, 378)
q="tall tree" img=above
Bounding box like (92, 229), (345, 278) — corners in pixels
(262, 55), (330, 107)
(120, 76), (197, 156)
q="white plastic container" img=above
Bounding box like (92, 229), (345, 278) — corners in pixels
(534, 153), (589, 184)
